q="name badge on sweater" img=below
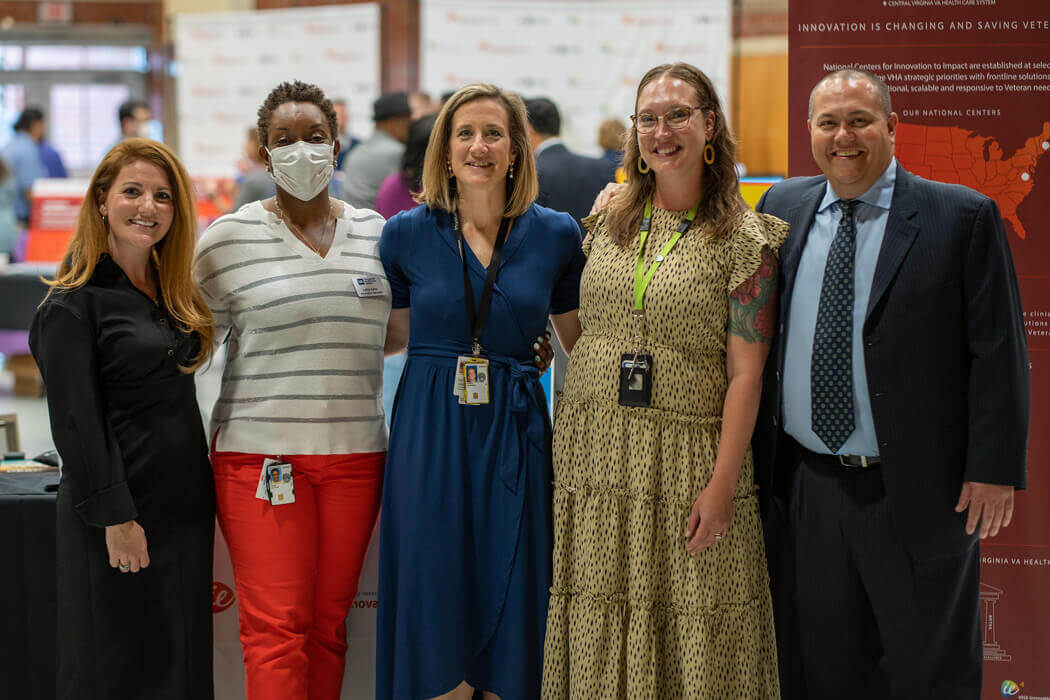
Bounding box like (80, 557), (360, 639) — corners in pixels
(351, 275), (384, 298)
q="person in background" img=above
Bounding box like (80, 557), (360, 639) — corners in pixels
(31, 138), (216, 699)
(525, 97), (615, 228)
(332, 98), (361, 170)
(118, 99), (152, 142)
(4, 107), (48, 227)
(38, 138), (68, 178)
(232, 127), (276, 211)
(543, 62), (785, 697)
(409, 90), (438, 119)
(376, 83), (583, 700)
(0, 159), (19, 258)
(374, 114), (436, 220)
(341, 91), (412, 210)
(194, 80), (389, 700)
(597, 117), (626, 169)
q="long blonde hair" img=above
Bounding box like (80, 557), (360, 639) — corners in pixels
(604, 63), (746, 247)
(417, 84), (538, 217)
(44, 138), (214, 372)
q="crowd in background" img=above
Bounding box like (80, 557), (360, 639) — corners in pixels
(0, 89), (628, 268)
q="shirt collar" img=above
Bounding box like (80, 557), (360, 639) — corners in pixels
(818, 157), (897, 213)
(534, 137), (563, 158)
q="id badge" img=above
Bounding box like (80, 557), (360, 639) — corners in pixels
(351, 275), (384, 298)
(263, 458), (295, 505)
(453, 355), (471, 404)
(464, 358), (490, 405)
(618, 353), (653, 407)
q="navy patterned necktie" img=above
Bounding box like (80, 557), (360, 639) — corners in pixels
(811, 199), (858, 452)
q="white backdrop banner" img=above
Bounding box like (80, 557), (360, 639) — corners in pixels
(421, 0), (731, 156)
(174, 4), (380, 177)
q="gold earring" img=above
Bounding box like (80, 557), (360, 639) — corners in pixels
(446, 160), (453, 176)
(508, 161), (515, 180)
(637, 156), (650, 174)
(703, 144), (715, 165)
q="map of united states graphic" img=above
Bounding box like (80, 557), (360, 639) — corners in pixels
(895, 121), (1050, 240)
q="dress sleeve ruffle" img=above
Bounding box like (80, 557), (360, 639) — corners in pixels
(579, 211), (606, 257)
(726, 210), (789, 294)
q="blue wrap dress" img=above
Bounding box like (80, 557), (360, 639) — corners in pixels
(376, 203), (585, 700)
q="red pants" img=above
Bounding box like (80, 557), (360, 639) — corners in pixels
(212, 450), (384, 700)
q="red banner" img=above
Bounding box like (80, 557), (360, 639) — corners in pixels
(787, 2), (1050, 696)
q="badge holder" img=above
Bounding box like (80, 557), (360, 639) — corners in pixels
(258, 457), (295, 505)
(619, 309), (653, 408)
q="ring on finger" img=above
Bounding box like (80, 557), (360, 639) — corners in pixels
(713, 532), (724, 541)
(118, 560), (131, 572)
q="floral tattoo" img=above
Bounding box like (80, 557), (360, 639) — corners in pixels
(729, 246), (778, 343)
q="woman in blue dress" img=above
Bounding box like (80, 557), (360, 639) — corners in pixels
(377, 84), (586, 700)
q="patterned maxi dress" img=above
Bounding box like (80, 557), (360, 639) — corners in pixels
(542, 206), (788, 699)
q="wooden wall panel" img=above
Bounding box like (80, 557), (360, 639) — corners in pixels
(734, 52), (789, 177)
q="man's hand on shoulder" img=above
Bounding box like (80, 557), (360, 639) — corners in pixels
(955, 481), (1015, 539)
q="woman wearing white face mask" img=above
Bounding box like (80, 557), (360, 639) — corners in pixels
(193, 81), (390, 700)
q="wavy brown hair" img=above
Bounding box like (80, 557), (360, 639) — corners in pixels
(417, 83), (538, 217)
(44, 138), (214, 372)
(604, 62), (745, 247)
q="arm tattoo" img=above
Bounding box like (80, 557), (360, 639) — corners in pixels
(728, 246), (779, 344)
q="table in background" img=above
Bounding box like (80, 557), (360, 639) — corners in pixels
(0, 470), (59, 700)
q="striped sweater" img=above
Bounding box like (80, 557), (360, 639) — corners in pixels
(193, 200), (390, 455)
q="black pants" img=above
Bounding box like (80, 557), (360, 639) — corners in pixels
(790, 451), (981, 700)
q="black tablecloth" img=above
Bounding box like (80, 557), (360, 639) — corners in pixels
(0, 270), (50, 331)
(0, 470), (59, 700)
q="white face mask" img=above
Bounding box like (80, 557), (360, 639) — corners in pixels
(267, 141), (334, 201)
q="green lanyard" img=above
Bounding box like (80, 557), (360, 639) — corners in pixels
(633, 197), (701, 312)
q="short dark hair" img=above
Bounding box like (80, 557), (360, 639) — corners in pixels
(118, 99), (148, 125)
(256, 80), (338, 146)
(809, 69), (892, 118)
(13, 107), (44, 132)
(524, 97), (561, 137)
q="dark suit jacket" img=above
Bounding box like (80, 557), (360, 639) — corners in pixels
(534, 142), (616, 225)
(754, 163), (1029, 561)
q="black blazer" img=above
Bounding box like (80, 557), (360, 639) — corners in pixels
(753, 164), (1029, 561)
(534, 142), (616, 225)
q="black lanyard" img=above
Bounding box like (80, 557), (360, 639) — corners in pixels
(453, 209), (512, 356)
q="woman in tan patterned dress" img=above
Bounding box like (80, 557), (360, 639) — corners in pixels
(542, 63), (787, 698)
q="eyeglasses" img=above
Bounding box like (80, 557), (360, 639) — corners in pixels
(630, 105), (704, 134)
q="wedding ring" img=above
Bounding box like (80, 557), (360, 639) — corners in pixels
(118, 561), (130, 572)
(713, 533), (723, 540)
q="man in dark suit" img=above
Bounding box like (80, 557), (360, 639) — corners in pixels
(525, 97), (615, 226)
(753, 69), (1029, 699)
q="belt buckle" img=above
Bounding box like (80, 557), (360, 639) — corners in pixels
(837, 454), (869, 468)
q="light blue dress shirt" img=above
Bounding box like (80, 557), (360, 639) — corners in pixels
(782, 158), (897, 456)
(3, 132), (46, 222)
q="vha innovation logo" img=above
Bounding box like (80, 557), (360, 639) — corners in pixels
(1001, 680), (1023, 697)
(212, 581), (236, 614)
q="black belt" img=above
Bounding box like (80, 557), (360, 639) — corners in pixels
(793, 438), (881, 470)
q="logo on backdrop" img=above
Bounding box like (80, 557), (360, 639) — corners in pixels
(982, 583), (1012, 661)
(212, 581), (236, 614)
(1000, 680), (1022, 697)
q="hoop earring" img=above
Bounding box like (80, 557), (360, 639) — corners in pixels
(703, 144), (715, 165)
(637, 157), (650, 174)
